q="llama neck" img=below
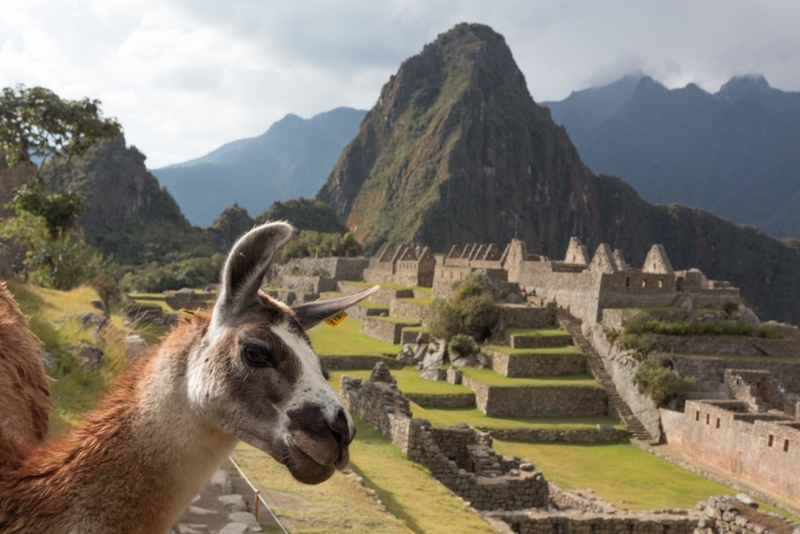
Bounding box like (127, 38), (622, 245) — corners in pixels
(30, 327), (238, 533)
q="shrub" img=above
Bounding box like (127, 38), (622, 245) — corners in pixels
(722, 301), (739, 315)
(634, 358), (696, 406)
(447, 334), (475, 356)
(459, 293), (500, 341)
(119, 254), (225, 293)
(429, 299), (461, 341)
(758, 326), (783, 339)
(623, 320), (753, 337)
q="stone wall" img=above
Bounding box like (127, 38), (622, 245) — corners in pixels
(498, 303), (557, 329)
(672, 356), (800, 393)
(405, 393), (476, 409)
(661, 400), (800, 505)
(390, 298), (434, 325)
(725, 369), (800, 417)
(486, 510), (699, 534)
(486, 348), (586, 377)
(645, 335), (798, 358)
(279, 257), (370, 281)
(462, 375), (608, 417)
(275, 275), (338, 294)
(360, 317), (418, 344)
(696, 495), (800, 534)
(488, 427), (629, 443)
(341, 364), (549, 510)
(320, 355), (402, 370)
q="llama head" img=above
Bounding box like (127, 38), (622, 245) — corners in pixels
(188, 221), (376, 484)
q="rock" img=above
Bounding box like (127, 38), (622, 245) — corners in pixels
(415, 332), (430, 344)
(73, 311), (107, 330)
(160, 314), (180, 328)
(41, 350), (56, 371)
(420, 338), (446, 376)
(69, 343), (104, 371)
(519, 462), (535, 471)
(228, 511), (260, 530)
(412, 342), (428, 363)
(396, 344), (415, 365)
(125, 334), (149, 361)
(451, 354), (477, 368)
(218, 494), (247, 512)
(218, 524), (253, 534)
(735, 494), (758, 508)
(90, 299), (108, 316)
(210, 469), (232, 494)
(188, 505), (217, 515)
(476, 352), (490, 367)
(739, 306), (761, 333)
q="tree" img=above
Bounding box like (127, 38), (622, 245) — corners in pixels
(0, 85), (121, 233)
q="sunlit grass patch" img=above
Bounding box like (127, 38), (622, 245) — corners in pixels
(410, 404), (623, 431)
(460, 367), (602, 388)
(329, 367), (472, 395)
(308, 317), (400, 355)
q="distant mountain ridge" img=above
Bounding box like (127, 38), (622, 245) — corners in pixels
(152, 107), (366, 227)
(317, 23), (800, 325)
(542, 74), (800, 238)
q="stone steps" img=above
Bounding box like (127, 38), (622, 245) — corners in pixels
(557, 310), (659, 444)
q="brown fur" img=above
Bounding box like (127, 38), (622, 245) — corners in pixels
(0, 313), (231, 533)
(0, 282), (52, 446)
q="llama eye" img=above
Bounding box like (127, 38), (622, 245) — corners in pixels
(242, 345), (272, 368)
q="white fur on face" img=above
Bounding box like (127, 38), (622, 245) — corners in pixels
(271, 322), (355, 438)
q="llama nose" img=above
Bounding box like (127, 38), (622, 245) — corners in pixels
(329, 407), (354, 447)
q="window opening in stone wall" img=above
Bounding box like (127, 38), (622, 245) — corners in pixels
(626, 277), (630, 287)
(659, 278), (664, 288)
(642, 279), (647, 288)
(768, 435), (774, 447)
(706, 414), (710, 425)
(784, 440), (790, 452)
(716, 418), (720, 429)
(695, 411), (699, 421)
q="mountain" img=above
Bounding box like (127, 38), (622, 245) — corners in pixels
(317, 23), (800, 325)
(152, 107), (367, 227)
(542, 75), (800, 238)
(50, 136), (211, 266)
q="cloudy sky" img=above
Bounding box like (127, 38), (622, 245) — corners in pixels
(2, 0), (799, 169)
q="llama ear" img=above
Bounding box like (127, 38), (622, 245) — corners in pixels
(216, 221), (294, 319)
(292, 285), (380, 330)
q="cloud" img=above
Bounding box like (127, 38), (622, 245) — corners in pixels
(1, 0), (800, 168)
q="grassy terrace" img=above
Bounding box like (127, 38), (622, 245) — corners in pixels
(308, 317), (400, 355)
(342, 280), (432, 294)
(369, 315), (420, 324)
(501, 326), (570, 336)
(411, 404), (622, 431)
(492, 440), (797, 519)
(330, 367), (472, 395)
(460, 367), (602, 388)
(683, 353), (800, 363)
(483, 344), (583, 355)
(397, 297), (434, 306)
(358, 300), (389, 309)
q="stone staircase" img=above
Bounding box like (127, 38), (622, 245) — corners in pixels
(557, 310), (658, 444)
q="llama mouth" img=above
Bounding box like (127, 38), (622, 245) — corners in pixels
(281, 435), (344, 485)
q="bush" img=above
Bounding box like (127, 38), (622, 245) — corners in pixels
(277, 230), (361, 262)
(623, 320), (753, 337)
(758, 326), (783, 339)
(634, 358), (696, 406)
(722, 301), (739, 315)
(428, 272), (500, 342)
(447, 334), (475, 356)
(119, 254), (225, 293)
(0, 210), (112, 291)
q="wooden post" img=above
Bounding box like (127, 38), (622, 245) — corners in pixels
(254, 489), (261, 523)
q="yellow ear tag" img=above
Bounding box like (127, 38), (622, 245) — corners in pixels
(324, 311), (347, 327)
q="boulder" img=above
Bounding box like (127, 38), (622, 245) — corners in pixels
(209, 469), (232, 495)
(41, 350), (56, 371)
(218, 494), (247, 513)
(419, 338), (446, 380)
(125, 334), (149, 361)
(396, 344), (415, 365)
(412, 342), (428, 363)
(69, 343), (104, 371)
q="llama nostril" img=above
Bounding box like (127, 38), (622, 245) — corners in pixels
(329, 407), (354, 446)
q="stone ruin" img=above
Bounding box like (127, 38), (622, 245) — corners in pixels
(341, 362), (549, 511)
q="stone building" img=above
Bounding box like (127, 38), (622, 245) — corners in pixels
(363, 244), (436, 287)
(660, 369), (800, 507)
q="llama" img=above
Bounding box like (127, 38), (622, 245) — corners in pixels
(0, 221), (378, 533)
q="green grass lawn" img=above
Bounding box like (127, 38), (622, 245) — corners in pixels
(397, 297), (434, 306)
(501, 326), (570, 337)
(358, 300), (389, 310)
(684, 354), (800, 363)
(492, 440), (798, 519)
(461, 367), (602, 388)
(348, 417), (496, 534)
(330, 367), (473, 395)
(308, 317), (400, 355)
(483, 344), (583, 355)
(232, 441), (412, 534)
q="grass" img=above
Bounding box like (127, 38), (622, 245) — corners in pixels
(6, 282), (134, 437)
(329, 367), (473, 395)
(308, 317), (400, 355)
(341, 280), (432, 294)
(501, 326), (570, 337)
(368, 316), (419, 324)
(358, 300), (389, 310)
(483, 344), (583, 355)
(232, 441), (412, 534)
(492, 440), (799, 520)
(402, 325), (429, 333)
(460, 367), (602, 388)
(348, 417), (496, 534)
(683, 353), (800, 363)
(397, 297), (434, 306)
